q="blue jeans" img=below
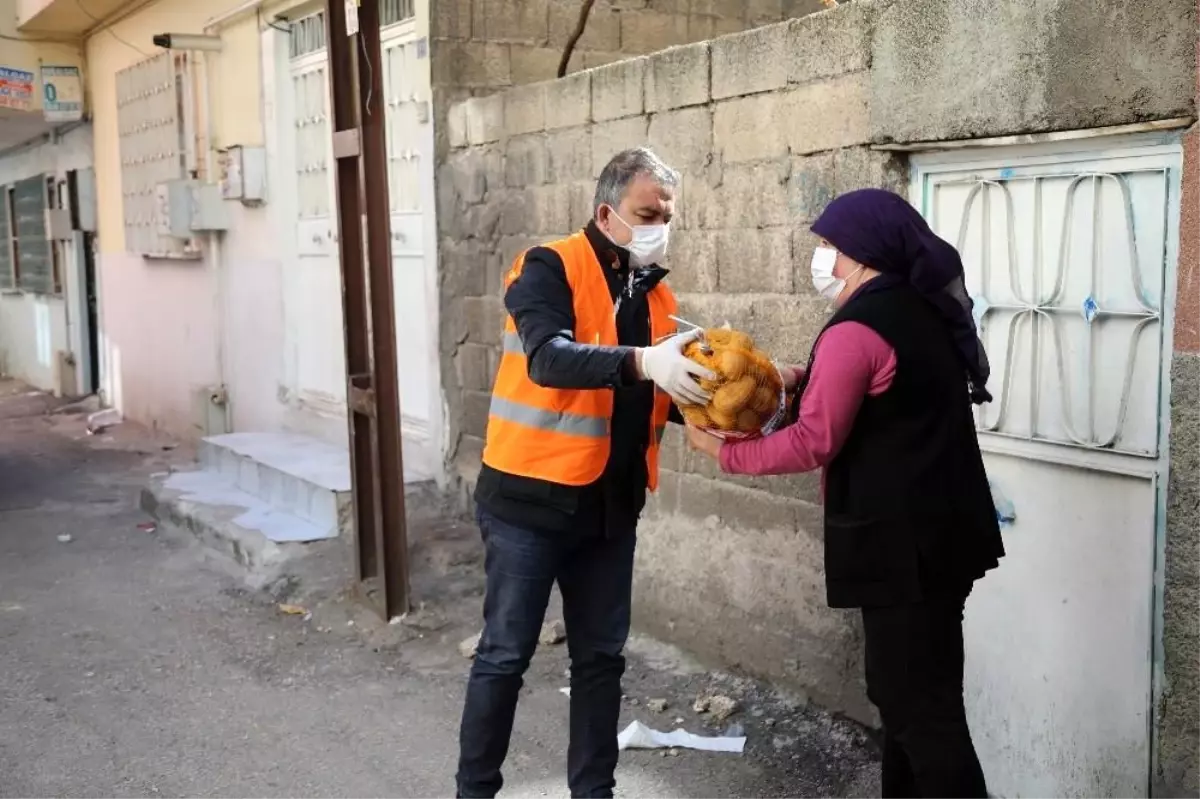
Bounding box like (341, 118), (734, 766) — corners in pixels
(456, 507), (636, 798)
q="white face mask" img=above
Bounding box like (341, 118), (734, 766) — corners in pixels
(810, 246), (863, 303)
(608, 208), (669, 267)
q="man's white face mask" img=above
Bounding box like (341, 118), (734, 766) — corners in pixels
(607, 208), (670, 267)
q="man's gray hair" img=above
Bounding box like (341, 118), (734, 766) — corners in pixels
(593, 147), (680, 214)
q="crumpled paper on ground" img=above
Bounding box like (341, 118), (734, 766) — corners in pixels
(616, 720), (745, 754)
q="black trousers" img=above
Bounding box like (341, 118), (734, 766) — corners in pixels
(861, 589), (988, 798)
(456, 508), (636, 799)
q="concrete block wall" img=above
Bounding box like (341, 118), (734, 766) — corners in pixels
(1158, 116), (1199, 798)
(431, 0), (830, 89)
(436, 0), (1198, 725)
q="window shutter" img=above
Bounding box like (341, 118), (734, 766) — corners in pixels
(13, 175), (52, 295)
(0, 189), (13, 289)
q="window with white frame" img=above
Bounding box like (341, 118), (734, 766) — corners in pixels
(0, 176), (60, 295)
(0, 186), (15, 290)
(116, 51), (199, 259)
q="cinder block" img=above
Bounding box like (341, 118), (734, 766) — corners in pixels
(436, 41), (512, 88)
(746, 0), (784, 27)
(453, 292), (501, 343)
(787, 3), (872, 84)
(686, 13), (715, 41)
(791, 226), (824, 300)
(698, 162), (791, 230)
(712, 15), (747, 37)
(716, 228), (793, 294)
(659, 428), (822, 504)
(675, 292), (829, 363)
(692, 0), (746, 17)
(787, 146), (908, 225)
(465, 94), (504, 145)
(546, 126), (593, 183)
(783, 72), (870, 155)
(645, 41), (710, 112)
(464, 202), (503, 243)
(471, 0), (550, 44)
(443, 149), (488, 205)
(504, 83), (547, 136)
(462, 295), (508, 344)
(510, 45), (562, 85)
(441, 239), (490, 298)
(664, 230), (718, 293)
(674, 472), (815, 532)
(711, 23), (789, 100)
(591, 116), (651, 177)
(497, 235), (544, 290)
(531, 184), (573, 234)
(782, 0), (827, 20)
(432, 0), (472, 39)
(647, 106), (711, 173)
(619, 9), (690, 54)
(831, 146), (909, 195)
(583, 51), (628, 69)
(569, 180), (597, 230)
(448, 102), (469, 149)
(713, 93), (788, 164)
(592, 57), (646, 122)
(505, 134), (548, 188)
(500, 189), (535, 236)
(462, 390), (493, 438)
(787, 151), (836, 223)
(549, 3), (621, 51)
(455, 343), (498, 392)
(545, 71), (591, 129)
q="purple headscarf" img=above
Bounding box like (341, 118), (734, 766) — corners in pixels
(811, 188), (992, 404)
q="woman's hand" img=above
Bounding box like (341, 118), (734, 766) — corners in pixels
(684, 422), (723, 462)
(778, 363), (805, 393)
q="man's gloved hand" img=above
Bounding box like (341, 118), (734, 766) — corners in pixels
(636, 329), (716, 406)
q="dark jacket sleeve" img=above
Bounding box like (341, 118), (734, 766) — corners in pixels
(505, 246), (639, 390)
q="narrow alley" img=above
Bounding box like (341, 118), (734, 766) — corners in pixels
(0, 380), (880, 798)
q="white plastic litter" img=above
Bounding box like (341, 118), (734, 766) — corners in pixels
(616, 720), (745, 754)
(559, 687), (571, 697)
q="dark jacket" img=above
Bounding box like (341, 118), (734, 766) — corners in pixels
(800, 283), (1005, 609)
(474, 222), (680, 536)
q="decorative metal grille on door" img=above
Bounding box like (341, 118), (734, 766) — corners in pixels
(928, 167), (1170, 458)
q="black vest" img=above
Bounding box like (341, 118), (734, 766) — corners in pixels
(799, 283), (1004, 609)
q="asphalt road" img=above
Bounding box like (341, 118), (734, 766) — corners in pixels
(0, 380), (879, 798)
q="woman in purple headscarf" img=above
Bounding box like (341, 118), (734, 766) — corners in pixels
(686, 189), (1004, 798)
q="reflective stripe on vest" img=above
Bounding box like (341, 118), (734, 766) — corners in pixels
(488, 396), (609, 439)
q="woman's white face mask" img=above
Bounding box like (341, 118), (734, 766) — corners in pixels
(607, 207), (670, 267)
(810, 246), (863, 303)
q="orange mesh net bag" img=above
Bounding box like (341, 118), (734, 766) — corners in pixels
(675, 326), (787, 440)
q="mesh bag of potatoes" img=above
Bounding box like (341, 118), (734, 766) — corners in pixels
(676, 326), (787, 440)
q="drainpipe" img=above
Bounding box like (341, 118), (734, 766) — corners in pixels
(193, 50), (228, 418)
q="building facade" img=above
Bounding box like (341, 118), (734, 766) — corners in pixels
(0, 10), (94, 395)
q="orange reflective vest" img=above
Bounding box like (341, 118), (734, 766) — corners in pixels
(482, 231), (677, 491)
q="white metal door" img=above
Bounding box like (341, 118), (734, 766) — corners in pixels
(913, 135), (1181, 798)
(287, 18), (346, 423)
(381, 22), (436, 480)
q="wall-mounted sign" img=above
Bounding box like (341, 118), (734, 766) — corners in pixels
(0, 67), (35, 112)
(41, 65), (83, 122)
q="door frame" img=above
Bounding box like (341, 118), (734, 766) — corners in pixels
(909, 129), (1183, 795)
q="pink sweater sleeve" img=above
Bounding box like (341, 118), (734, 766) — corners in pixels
(719, 322), (896, 476)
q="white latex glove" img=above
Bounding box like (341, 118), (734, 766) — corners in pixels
(636, 329), (716, 406)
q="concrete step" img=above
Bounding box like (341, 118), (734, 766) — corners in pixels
(141, 471), (335, 579)
(199, 432), (351, 540)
